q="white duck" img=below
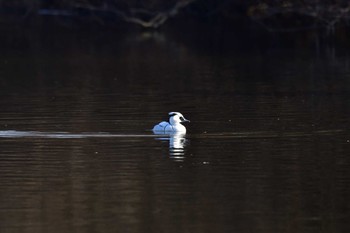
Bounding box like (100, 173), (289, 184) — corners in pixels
(152, 112), (190, 134)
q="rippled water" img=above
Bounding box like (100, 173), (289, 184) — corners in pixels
(0, 30), (349, 233)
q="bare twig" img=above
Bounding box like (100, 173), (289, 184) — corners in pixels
(249, 4), (350, 32)
(68, 0), (197, 28)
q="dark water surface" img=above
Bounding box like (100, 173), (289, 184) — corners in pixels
(0, 30), (350, 233)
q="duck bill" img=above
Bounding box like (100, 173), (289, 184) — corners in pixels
(182, 119), (190, 123)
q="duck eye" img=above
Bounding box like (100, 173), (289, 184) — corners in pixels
(180, 117), (184, 121)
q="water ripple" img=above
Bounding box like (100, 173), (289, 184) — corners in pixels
(0, 130), (157, 139)
(0, 130), (345, 139)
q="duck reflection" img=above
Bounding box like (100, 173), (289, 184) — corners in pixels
(154, 132), (188, 159)
(169, 133), (187, 156)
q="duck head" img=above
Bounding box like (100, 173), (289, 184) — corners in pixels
(169, 112), (190, 125)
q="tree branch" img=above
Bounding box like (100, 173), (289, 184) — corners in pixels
(38, 0), (198, 28)
(248, 3), (350, 32)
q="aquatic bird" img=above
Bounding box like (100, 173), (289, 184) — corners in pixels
(153, 112), (190, 134)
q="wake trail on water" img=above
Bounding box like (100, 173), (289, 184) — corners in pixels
(0, 130), (158, 139)
(0, 129), (345, 139)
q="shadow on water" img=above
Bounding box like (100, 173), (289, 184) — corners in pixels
(0, 27), (349, 233)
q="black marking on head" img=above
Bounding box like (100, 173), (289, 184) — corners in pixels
(180, 116), (185, 121)
(169, 113), (177, 117)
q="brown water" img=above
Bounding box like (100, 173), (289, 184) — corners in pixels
(0, 30), (349, 233)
